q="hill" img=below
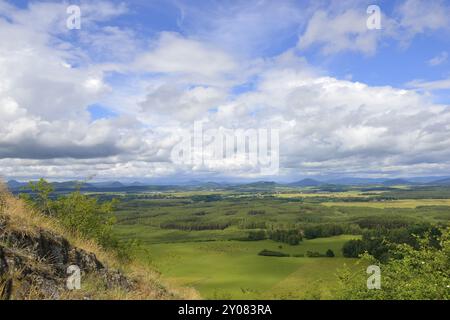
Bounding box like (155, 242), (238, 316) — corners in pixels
(288, 178), (322, 187)
(381, 178), (413, 186)
(0, 183), (197, 300)
(429, 178), (450, 186)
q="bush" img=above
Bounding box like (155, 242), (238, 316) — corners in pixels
(21, 179), (125, 256)
(342, 239), (365, 258)
(268, 229), (302, 245)
(258, 249), (290, 257)
(51, 191), (118, 248)
(303, 224), (345, 239)
(247, 230), (266, 241)
(326, 249), (335, 257)
(160, 221), (230, 231)
(247, 210), (266, 215)
(306, 251), (325, 257)
(337, 227), (450, 300)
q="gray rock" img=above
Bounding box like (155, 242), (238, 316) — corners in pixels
(0, 215), (133, 299)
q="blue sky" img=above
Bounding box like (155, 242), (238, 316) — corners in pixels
(1, 0), (450, 181)
(80, 0), (450, 86)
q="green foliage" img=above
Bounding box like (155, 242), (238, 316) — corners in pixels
(21, 178), (55, 215)
(21, 179), (126, 256)
(268, 229), (302, 245)
(342, 239), (366, 258)
(303, 224), (345, 239)
(258, 249), (290, 257)
(52, 191), (118, 248)
(338, 227), (450, 300)
(247, 230), (266, 241)
(326, 249), (335, 257)
(306, 251), (326, 257)
(355, 215), (415, 229)
(342, 223), (442, 261)
(191, 194), (223, 202)
(238, 220), (266, 229)
(160, 220), (231, 231)
(247, 210), (266, 215)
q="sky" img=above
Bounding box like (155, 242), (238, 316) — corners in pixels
(1, 0), (450, 182)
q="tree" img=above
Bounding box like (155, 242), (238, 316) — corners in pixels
(326, 249), (335, 257)
(337, 227), (450, 300)
(52, 190), (118, 247)
(23, 178), (55, 215)
(342, 239), (365, 258)
(22, 179), (120, 251)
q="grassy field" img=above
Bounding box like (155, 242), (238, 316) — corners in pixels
(123, 235), (360, 299)
(275, 191), (367, 198)
(322, 199), (450, 208)
(110, 187), (450, 299)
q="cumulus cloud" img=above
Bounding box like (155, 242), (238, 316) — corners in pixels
(298, 0), (450, 55)
(1, 0), (450, 180)
(134, 32), (237, 79)
(406, 78), (450, 91)
(396, 0), (450, 36)
(428, 51), (448, 66)
(298, 8), (380, 55)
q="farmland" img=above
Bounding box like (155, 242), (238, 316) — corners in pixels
(109, 185), (450, 299)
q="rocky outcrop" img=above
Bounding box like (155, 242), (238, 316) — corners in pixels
(0, 215), (133, 299)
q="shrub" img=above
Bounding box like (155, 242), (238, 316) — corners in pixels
(51, 191), (118, 248)
(306, 251), (325, 257)
(21, 179), (123, 255)
(326, 249), (335, 257)
(342, 239), (365, 258)
(292, 253), (305, 257)
(303, 223), (345, 239)
(268, 229), (302, 245)
(337, 227), (450, 300)
(258, 249), (290, 257)
(247, 210), (266, 215)
(247, 230), (266, 241)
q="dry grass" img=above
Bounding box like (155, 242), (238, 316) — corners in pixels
(0, 181), (199, 300)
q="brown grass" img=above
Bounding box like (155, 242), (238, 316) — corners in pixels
(0, 181), (200, 300)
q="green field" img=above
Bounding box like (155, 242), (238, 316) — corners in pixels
(118, 234), (360, 299)
(322, 199), (450, 208)
(110, 187), (450, 299)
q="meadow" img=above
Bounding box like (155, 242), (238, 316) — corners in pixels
(110, 186), (450, 299)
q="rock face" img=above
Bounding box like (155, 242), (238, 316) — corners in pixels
(0, 216), (133, 299)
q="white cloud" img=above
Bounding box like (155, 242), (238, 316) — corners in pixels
(406, 78), (450, 90)
(396, 0), (450, 36)
(1, 0), (450, 180)
(428, 51), (448, 66)
(298, 0), (450, 55)
(139, 84), (227, 122)
(134, 32), (237, 79)
(298, 9), (380, 55)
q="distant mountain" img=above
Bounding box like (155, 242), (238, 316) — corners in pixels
(324, 177), (385, 185)
(381, 179), (413, 186)
(201, 182), (224, 188)
(7, 180), (27, 190)
(90, 181), (124, 188)
(127, 181), (147, 187)
(52, 181), (94, 190)
(238, 181), (278, 189)
(428, 178), (450, 186)
(288, 178), (322, 187)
